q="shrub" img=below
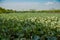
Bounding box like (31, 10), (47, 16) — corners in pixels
(0, 16), (60, 40)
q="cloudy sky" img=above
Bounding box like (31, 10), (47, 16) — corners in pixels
(0, 0), (60, 10)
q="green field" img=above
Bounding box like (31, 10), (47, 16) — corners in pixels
(0, 13), (60, 40)
(0, 13), (60, 19)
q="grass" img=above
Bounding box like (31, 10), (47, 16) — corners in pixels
(0, 13), (60, 19)
(0, 13), (60, 40)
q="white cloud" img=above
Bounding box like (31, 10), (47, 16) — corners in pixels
(45, 2), (54, 5)
(0, 2), (40, 10)
(0, 2), (60, 10)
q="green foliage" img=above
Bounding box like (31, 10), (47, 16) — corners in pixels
(0, 7), (60, 13)
(0, 16), (60, 40)
(0, 7), (16, 13)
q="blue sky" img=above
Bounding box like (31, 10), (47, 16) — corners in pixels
(0, 0), (60, 10)
(1, 0), (60, 2)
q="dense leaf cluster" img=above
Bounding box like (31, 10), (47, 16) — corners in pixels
(0, 17), (60, 40)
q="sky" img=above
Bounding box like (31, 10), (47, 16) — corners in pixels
(0, 0), (60, 10)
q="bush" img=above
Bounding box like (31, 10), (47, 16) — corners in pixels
(0, 16), (60, 40)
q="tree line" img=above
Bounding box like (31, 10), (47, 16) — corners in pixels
(0, 7), (60, 13)
(0, 7), (17, 13)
